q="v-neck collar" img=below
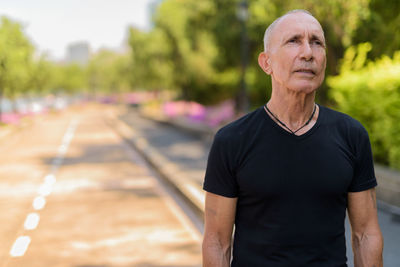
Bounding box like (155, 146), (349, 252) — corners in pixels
(261, 104), (323, 140)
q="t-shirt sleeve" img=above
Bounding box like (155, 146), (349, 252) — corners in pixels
(203, 131), (239, 198)
(348, 125), (378, 192)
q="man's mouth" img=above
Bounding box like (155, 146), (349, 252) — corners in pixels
(295, 69), (315, 75)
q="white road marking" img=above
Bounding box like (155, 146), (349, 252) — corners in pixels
(58, 144), (68, 154)
(39, 119), (78, 197)
(37, 183), (53, 197)
(9, 236), (31, 257)
(9, 118), (80, 259)
(44, 174), (56, 186)
(32, 196), (46, 210)
(24, 213), (40, 230)
(56, 118), (78, 160)
(62, 131), (74, 144)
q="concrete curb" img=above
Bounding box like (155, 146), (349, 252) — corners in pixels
(138, 110), (217, 143)
(105, 110), (205, 215)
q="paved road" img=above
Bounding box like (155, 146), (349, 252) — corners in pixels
(0, 104), (201, 267)
(119, 106), (400, 267)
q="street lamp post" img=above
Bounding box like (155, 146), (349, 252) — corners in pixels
(236, 0), (249, 115)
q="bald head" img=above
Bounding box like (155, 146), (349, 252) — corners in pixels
(263, 10), (325, 52)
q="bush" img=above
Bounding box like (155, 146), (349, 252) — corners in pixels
(328, 43), (400, 169)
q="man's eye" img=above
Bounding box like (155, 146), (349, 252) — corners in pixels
(312, 40), (323, 46)
(288, 39), (298, 43)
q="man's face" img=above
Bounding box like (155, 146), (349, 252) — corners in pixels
(266, 13), (326, 93)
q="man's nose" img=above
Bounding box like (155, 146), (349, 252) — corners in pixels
(300, 42), (313, 61)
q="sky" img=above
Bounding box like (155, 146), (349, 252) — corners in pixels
(0, 0), (155, 60)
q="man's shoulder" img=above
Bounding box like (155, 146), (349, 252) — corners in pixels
(215, 107), (262, 142)
(320, 105), (368, 136)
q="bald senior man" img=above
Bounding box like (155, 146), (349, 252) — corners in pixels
(202, 9), (383, 267)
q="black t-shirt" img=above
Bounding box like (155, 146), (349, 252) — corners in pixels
(203, 104), (377, 267)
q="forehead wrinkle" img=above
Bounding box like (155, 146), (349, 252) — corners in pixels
(279, 25), (325, 44)
(282, 31), (325, 41)
(271, 13), (324, 45)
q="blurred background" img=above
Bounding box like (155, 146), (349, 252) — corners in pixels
(0, 0), (399, 266)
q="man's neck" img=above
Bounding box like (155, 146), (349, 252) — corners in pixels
(267, 87), (317, 132)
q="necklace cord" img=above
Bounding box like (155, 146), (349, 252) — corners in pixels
(264, 104), (316, 135)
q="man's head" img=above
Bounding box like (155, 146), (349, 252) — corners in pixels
(258, 10), (326, 93)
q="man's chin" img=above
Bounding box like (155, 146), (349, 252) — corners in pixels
(288, 83), (319, 93)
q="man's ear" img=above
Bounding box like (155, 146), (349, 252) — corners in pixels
(258, 52), (272, 75)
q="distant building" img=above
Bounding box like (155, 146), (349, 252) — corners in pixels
(66, 42), (90, 65)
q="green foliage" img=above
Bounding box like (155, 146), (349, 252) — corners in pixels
(0, 16), (34, 99)
(128, 27), (174, 91)
(0, 16), (83, 100)
(28, 56), (56, 95)
(0, 15), (134, 103)
(87, 49), (131, 95)
(351, 0), (400, 59)
(151, 0), (219, 103)
(328, 44), (400, 169)
(54, 63), (87, 94)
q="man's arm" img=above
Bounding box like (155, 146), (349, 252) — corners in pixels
(202, 192), (237, 267)
(347, 188), (383, 267)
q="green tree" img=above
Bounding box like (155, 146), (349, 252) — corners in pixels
(351, 0), (400, 59)
(27, 56), (56, 96)
(128, 27), (175, 92)
(151, 0), (219, 104)
(87, 49), (131, 96)
(0, 16), (34, 111)
(54, 63), (87, 95)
